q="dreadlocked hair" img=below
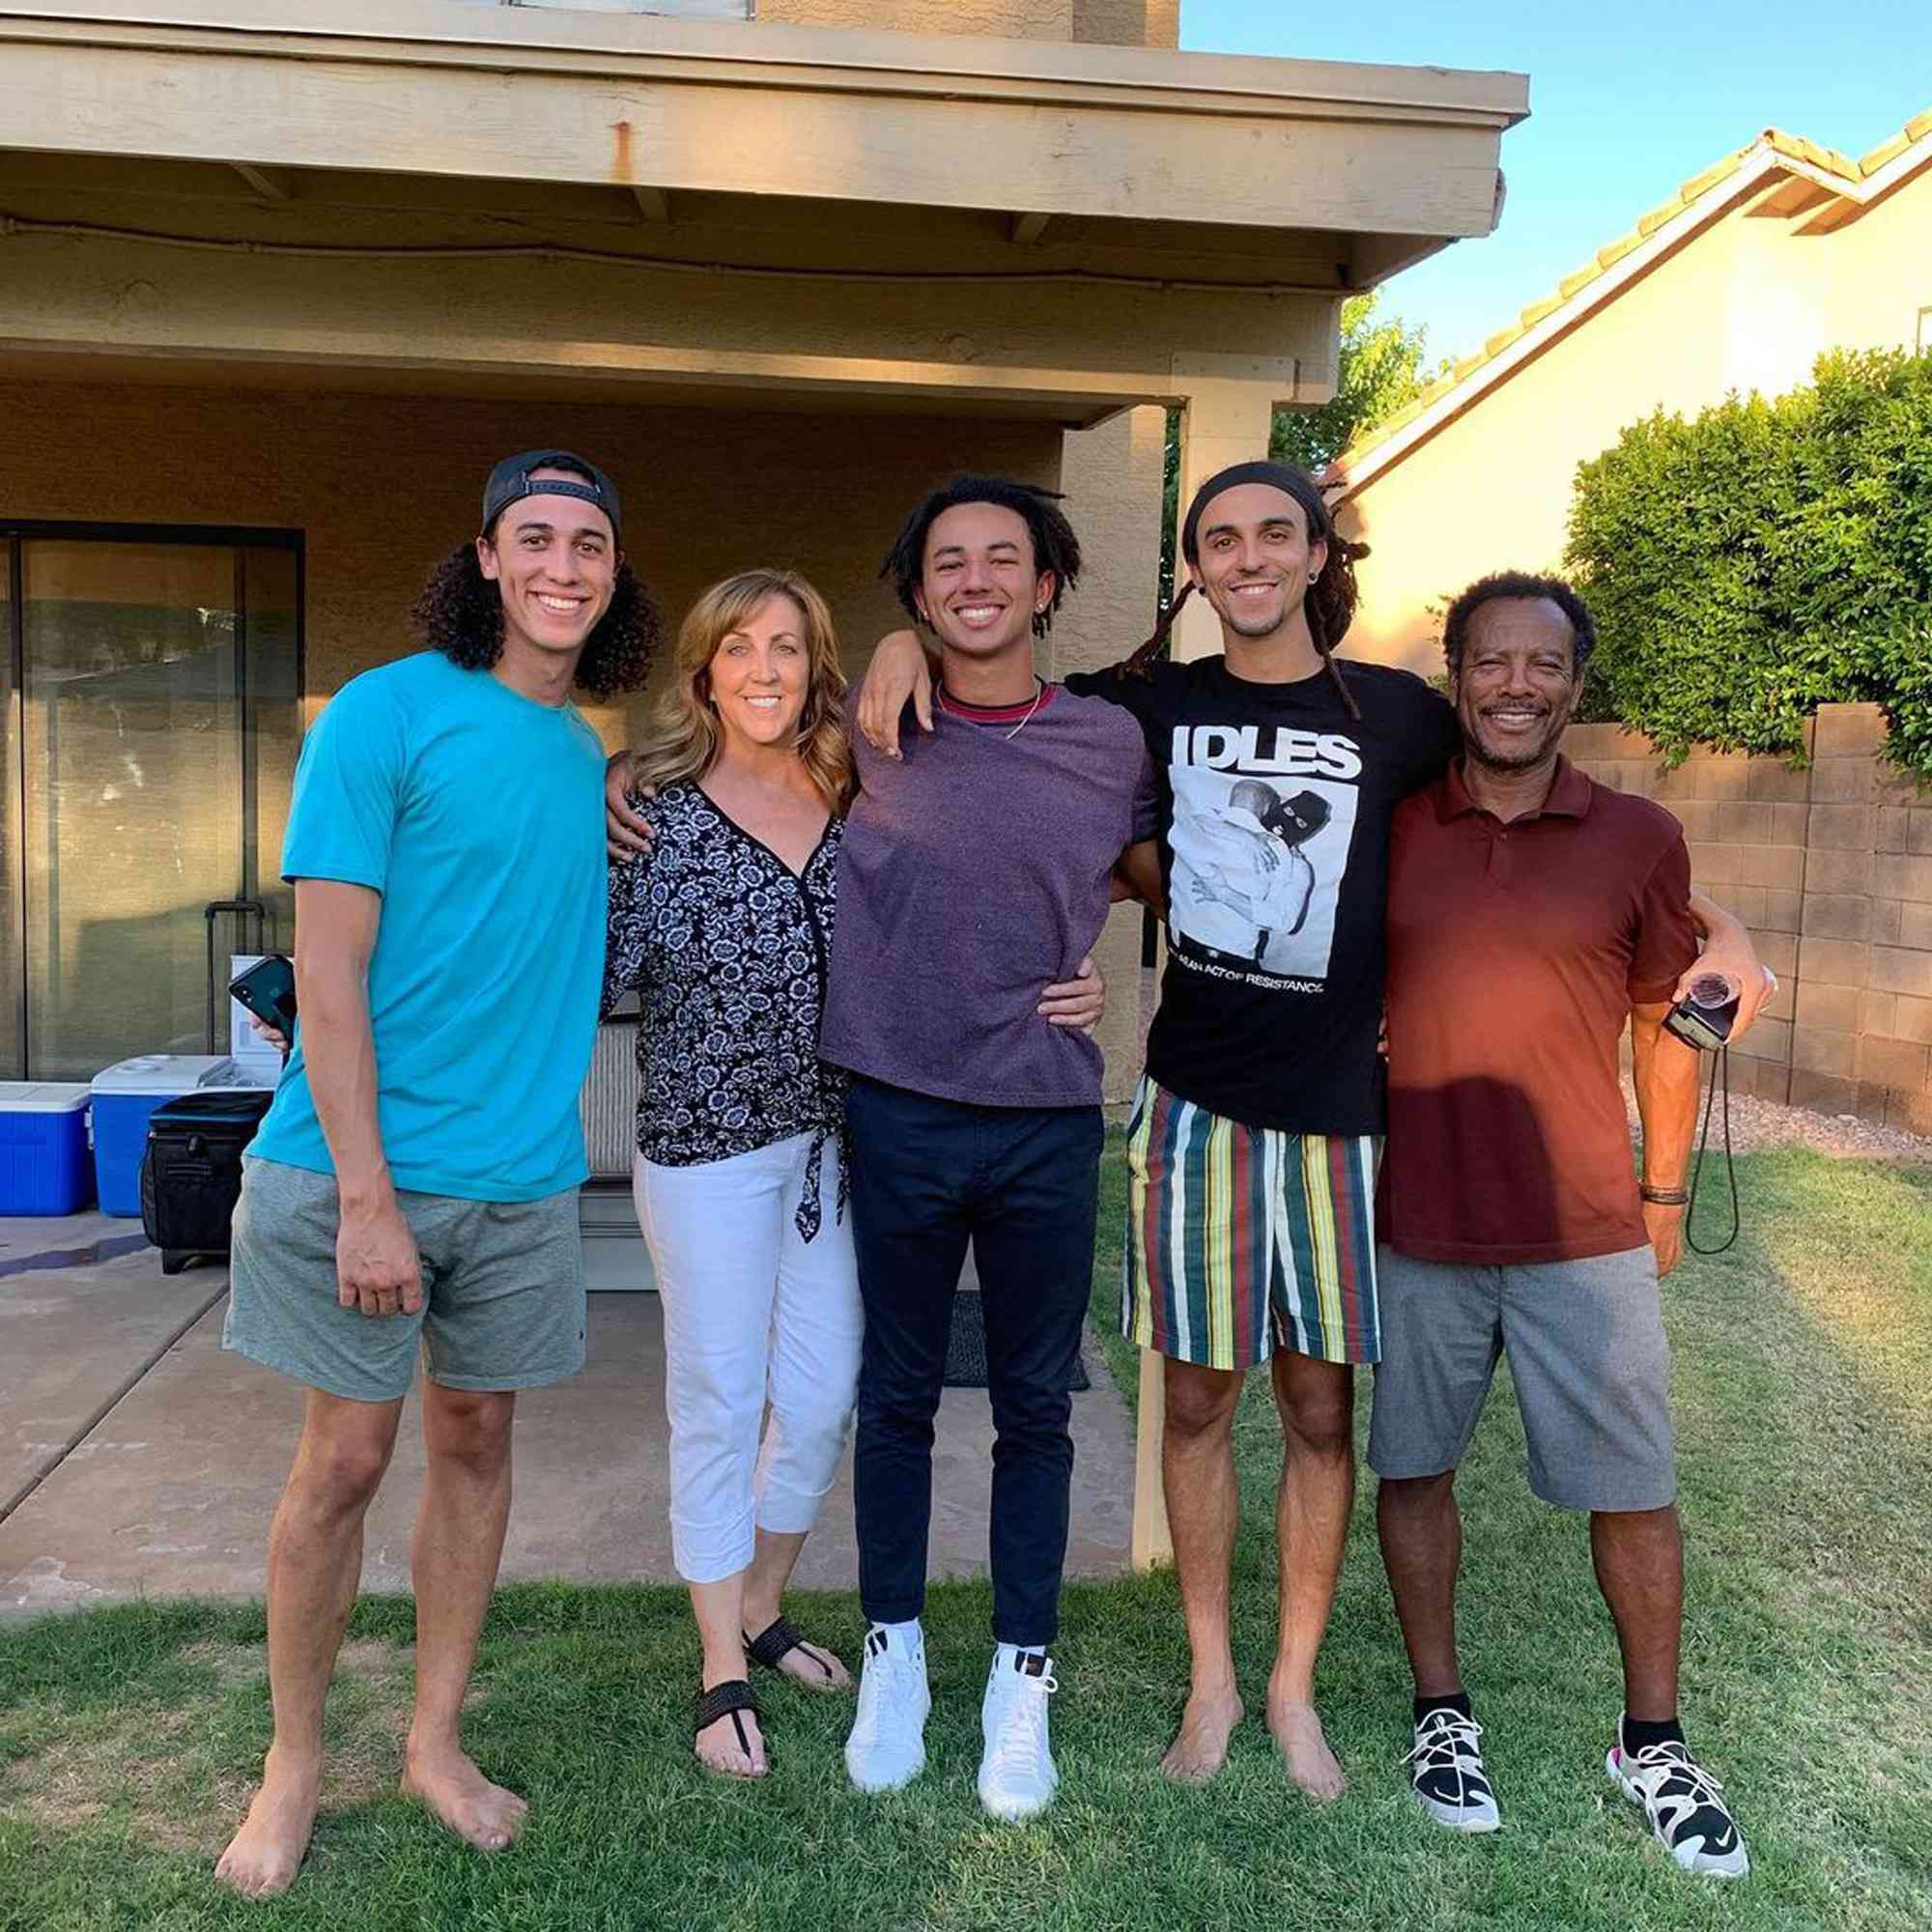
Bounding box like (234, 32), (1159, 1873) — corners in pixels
(410, 545), (664, 699)
(1302, 531), (1368, 723)
(1110, 463), (1370, 723)
(878, 475), (1081, 637)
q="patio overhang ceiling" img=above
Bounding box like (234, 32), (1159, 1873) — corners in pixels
(0, 0), (1526, 419)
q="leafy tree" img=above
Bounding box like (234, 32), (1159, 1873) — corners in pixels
(1565, 346), (1932, 778)
(1271, 293), (1434, 472)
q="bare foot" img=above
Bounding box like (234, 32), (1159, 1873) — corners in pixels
(400, 1739), (528, 1852)
(1267, 1698), (1346, 1802)
(214, 1744), (322, 1898)
(1161, 1685), (1245, 1783)
(696, 1703), (768, 1778)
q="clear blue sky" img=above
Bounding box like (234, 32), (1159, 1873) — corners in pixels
(1180, 2), (1932, 369)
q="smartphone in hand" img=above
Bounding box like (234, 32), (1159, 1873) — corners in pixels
(229, 953), (298, 1036)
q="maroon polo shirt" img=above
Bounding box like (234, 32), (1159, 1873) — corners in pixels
(1379, 756), (1697, 1265)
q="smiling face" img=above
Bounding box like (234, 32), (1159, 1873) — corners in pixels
(475, 465), (618, 663)
(913, 501), (1051, 661)
(703, 591), (810, 753)
(1451, 596), (1582, 773)
(1189, 482), (1327, 640)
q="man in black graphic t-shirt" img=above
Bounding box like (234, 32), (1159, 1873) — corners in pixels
(1062, 468), (1456, 1801)
(1099, 639), (1458, 1140)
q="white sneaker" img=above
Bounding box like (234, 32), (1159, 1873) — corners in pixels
(844, 1624), (930, 1794)
(1606, 1726), (1749, 1878)
(1402, 1707), (1500, 1833)
(977, 1646), (1060, 1822)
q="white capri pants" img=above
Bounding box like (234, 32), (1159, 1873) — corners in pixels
(633, 1131), (864, 1584)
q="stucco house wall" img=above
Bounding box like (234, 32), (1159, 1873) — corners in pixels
(1333, 129), (1932, 677)
(1813, 166), (1932, 355)
(0, 378), (1064, 732)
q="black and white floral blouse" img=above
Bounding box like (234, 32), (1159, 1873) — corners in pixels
(601, 779), (847, 1239)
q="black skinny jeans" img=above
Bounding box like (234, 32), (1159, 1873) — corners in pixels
(846, 1075), (1101, 1648)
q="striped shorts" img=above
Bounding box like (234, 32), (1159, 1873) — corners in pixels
(1122, 1075), (1381, 1371)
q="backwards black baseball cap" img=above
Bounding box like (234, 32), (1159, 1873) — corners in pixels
(480, 449), (622, 546)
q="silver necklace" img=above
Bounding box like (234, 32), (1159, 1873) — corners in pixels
(1005, 676), (1046, 740)
(939, 676), (1047, 740)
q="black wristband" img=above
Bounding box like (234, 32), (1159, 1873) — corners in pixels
(1639, 1184), (1690, 1206)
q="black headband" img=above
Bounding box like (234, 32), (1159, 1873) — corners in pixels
(1180, 460), (1318, 563)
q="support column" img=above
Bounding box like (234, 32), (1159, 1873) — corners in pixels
(1128, 365), (1279, 1572)
(1168, 368), (1281, 665)
(1054, 404), (1168, 1103)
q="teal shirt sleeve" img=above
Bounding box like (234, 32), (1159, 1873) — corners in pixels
(280, 674), (410, 893)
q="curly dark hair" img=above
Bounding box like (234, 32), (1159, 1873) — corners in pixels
(1113, 460), (1366, 722)
(1440, 571), (1597, 679)
(879, 475), (1082, 639)
(409, 545), (663, 699)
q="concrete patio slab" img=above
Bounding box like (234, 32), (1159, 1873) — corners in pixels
(0, 1210), (228, 1521)
(0, 1264), (1133, 1617)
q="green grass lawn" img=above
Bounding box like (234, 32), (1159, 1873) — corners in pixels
(3, 1146), (1929, 1931)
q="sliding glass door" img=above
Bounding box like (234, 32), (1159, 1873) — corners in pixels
(0, 526), (301, 1080)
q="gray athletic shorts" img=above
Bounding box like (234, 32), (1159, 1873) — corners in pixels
(1366, 1244), (1676, 1512)
(223, 1155), (587, 1405)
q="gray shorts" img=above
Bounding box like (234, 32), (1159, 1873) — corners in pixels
(223, 1156), (586, 1404)
(1366, 1243), (1676, 1512)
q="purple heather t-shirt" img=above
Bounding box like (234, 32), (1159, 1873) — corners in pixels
(821, 684), (1158, 1109)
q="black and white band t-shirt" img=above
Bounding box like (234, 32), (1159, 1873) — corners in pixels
(1067, 655), (1460, 1135)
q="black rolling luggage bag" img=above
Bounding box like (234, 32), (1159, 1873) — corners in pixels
(140, 1089), (276, 1275)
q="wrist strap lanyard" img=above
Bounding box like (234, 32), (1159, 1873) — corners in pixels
(1685, 1047), (1740, 1257)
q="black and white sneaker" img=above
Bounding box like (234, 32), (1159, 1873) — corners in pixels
(1402, 1707), (1500, 1833)
(1606, 1728), (1749, 1877)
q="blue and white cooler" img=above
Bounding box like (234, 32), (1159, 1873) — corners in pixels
(90, 1055), (273, 1218)
(0, 1082), (95, 1215)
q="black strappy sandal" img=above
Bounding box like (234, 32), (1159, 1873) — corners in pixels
(694, 1678), (763, 1776)
(743, 1614), (840, 1687)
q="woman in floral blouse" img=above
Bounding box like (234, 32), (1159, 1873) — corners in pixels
(602, 568), (858, 1780)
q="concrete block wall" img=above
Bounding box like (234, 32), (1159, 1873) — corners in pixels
(1565, 703), (1932, 1134)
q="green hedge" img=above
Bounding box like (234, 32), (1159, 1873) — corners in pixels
(1564, 347), (1932, 778)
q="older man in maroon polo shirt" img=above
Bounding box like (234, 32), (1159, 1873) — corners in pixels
(1368, 571), (1750, 1879)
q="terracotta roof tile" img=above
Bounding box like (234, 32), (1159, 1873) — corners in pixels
(1333, 107), (1932, 476)
(1678, 154), (1747, 202)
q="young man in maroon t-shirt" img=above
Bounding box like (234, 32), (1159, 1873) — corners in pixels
(1372, 573), (1750, 1878)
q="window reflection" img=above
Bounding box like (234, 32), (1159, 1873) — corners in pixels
(4, 534), (300, 1079)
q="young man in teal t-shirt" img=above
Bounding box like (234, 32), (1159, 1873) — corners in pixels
(215, 452), (658, 1899)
